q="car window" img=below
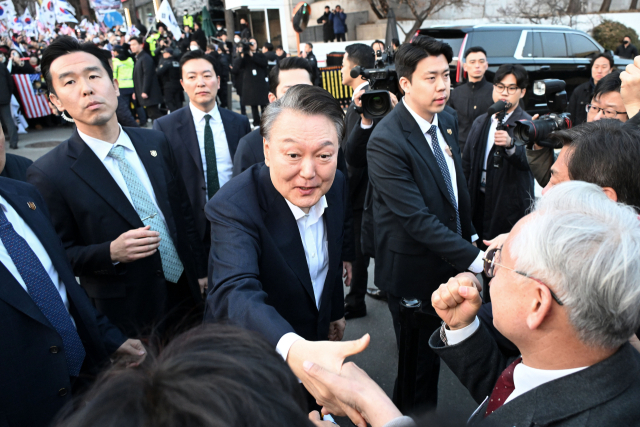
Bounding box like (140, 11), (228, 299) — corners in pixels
(567, 33), (599, 58)
(470, 31), (521, 57)
(522, 32), (543, 58)
(539, 32), (568, 57)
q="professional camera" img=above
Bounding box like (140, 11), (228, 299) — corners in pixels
(513, 79), (572, 149)
(350, 48), (399, 119)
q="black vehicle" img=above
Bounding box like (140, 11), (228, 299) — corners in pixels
(413, 24), (633, 115)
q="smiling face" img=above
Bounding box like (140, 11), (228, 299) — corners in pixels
(400, 54), (450, 121)
(264, 110), (338, 211)
(181, 58), (219, 112)
(48, 51), (119, 128)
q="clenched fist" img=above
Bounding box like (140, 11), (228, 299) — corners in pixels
(431, 273), (482, 330)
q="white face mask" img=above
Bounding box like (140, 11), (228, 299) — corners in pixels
(190, 46), (199, 51)
(234, 37), (241, 43)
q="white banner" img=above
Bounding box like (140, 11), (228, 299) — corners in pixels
(156, 0), (180, 37)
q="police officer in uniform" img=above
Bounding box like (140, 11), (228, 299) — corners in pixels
(157, 47), (183, 113)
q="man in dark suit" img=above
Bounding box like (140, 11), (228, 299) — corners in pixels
(366, 36), (483, 411)
(153, 50), (251, 254)
(0, 176), (145, 427)
(431, 181), (640, 425)
(129, 37), (164, 120)
(27, 37), (207, 337)
(0, 128), (32, 182)
(233, 38), (269, 127)
(462, 64), (533, 248)
(204, 85), (354, 401)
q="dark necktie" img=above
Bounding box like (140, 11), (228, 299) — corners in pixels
(484, 356), (522, 417)
(426, 125), (461, 235)
(0, 207), (85, 376)
(204, 114), (221, 199)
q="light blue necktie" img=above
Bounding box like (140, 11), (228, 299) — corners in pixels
(0, 208), (85, 376)
(108, 145), (184, 283)
(427, 125), (462, 235)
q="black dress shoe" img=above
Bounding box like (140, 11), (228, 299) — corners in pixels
(344, 304), (367, 319)
(366, 288), (388, 301)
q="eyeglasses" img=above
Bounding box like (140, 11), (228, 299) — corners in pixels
(493, 84), (521, 95)
(585, 104), (627, 119)
(483, 247), (564, 306)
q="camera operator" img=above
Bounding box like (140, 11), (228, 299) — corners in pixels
(448, 46), (494, 155)
(232, 38), (269, 127)
(462, 64), (533, 247)
(567, 52), (613, 126)
(620, 54), (640, 128)
(156, 47), (183, 113)
(527, 71), (627, 187)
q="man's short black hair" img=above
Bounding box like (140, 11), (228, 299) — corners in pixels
(593, 70), (621, 101)
(493, 63), (528, 88)
(179, 49), (220, 78)
(156, 22), (167, 31)
(55, 325), (315, 427)
(344, 43), (375, 69)
(264, 42), (274, 51)
(551, 119), (640, 212)
(371, 39), (384, 47)
(306, 42), (313, 49)
(276, 45), (284, 51)
(269, 57), (312, 95)
(391, 37), (400, 47)
(129, 36), (143, 44)
(464, 46), (487, 59)
(41, 36), (113, 96)
(395, 36), (453, 82)
(591, 51), (614, 69)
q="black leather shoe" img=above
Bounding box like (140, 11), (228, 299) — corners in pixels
(366, 288), (388, 301)
(344, 304), (367, 319)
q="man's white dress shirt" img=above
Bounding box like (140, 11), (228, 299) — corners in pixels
(78, 126), (167, 225)
(189, 103), (233, 191)
(276, 196), (329, 361)
(444, 318), (587, 406)
(403, 99), (484, 273)
(0, 196), (72, 313)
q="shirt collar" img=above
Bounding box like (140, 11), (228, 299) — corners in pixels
(403, 98), (439, 136)
(77, 125), (134, 161)
(513, 362), (587, 396)
(351, 81), (369, 101)
(189, 102), (220, 124)
(285, 195), (328, 225)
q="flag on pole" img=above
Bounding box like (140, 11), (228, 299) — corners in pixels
(156, 0), (180, 37)
(38, 0), (56, 29)
(20, 7), (36, 36)
(0, 0), (16, 24)
(127, 24), (140, 37)
(13, 74), (51, 119)
(54, 0), (77, 23)
(10, 14), (21, 31)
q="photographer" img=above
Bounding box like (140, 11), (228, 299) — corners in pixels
(462, 64), (533, 246)
(232, 38), (269, 127)
(527, 71), (627, 187)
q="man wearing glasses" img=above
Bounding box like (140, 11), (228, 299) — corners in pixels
(462, 64), (534, 252)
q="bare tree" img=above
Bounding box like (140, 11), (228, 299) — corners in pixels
(366, 0), (466, 43)
(630, 0), (638, 9)
(496, 0), (583, 27)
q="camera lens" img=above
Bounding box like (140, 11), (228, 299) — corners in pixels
(364, 94), (390, 117)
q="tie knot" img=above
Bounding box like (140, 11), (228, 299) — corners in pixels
(204, 114), (212, 124)
(107, 144), (125, 161)
(427, 125), (438, 137)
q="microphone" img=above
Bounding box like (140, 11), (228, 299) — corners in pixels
(486, 100), (512, 116)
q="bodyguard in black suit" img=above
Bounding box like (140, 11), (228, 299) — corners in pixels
(366, 37), (483, 412)
(205, 87), (350, 389)
(27, 37), (207, 337)
(153, 50), (251, 253)
(0, 177), (145, 427)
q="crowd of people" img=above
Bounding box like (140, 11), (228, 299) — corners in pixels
(1, 17), (640, 427)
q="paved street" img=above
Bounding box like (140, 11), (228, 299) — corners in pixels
(6, 102), (480, 426)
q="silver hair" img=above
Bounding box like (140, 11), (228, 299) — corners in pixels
(509, 181), (640, 349)
(259, 85), (345, 145)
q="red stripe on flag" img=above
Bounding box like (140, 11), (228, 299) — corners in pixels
(12, 74), (50, 119)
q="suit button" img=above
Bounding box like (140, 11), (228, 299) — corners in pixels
(50, 346), (59, 354)
(58, 388), (68, 397)
(156, 270), (163, 277)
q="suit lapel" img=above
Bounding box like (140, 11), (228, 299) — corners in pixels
(438, 113), (467, 203)
(259, 166), (316, 307)
(68, 131), (142, 228)
(219, 108), (239, 160)
(319, 185), (340, 311)
(178, 107), (205, 176)
(399, 104), (455, 209)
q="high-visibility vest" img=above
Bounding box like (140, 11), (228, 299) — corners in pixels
(146, 33), (160, 56)
(112, 57), (135, 89)
(183, 14), (193, 28)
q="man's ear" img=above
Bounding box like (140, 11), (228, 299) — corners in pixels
(263, 138), (270, 167)
(113, 79), (120, 97)
(526, 283), (554, 330)
(49, 92), (63, 112)
(520, 88), (526, 99)
(601, 187), (618, 202)
(399, 76), (411, 95)
(268, 92), (277, 104)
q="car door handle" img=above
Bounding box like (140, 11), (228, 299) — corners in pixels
(540, 65), (550, 71)
(577, 65), (586, 69)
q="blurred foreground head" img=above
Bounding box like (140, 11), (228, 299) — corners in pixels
(56, 325), (313, 427)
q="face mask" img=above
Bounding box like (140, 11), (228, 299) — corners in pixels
(234, 37), (241, 43)
(190, 46), (199, 51)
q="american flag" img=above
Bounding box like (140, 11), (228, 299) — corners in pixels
(13, 74), (51, 119)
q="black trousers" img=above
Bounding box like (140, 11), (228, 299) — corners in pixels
(145, 105), (165, 121)
(335, 33), (346, 42)
(345, 209), (370, 309)
(163, 86), (183, 113)
(250, 105), (265, 127)
(387, 293), (441, 414)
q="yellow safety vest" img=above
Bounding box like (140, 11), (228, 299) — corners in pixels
(146, 33), (160, 56)
(183, 15), (193, 28)
(112, 57), (135, 89)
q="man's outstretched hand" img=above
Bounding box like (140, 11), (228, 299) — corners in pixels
(287, 335), (371, 426)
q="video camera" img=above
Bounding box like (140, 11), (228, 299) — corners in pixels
(350, 47), (399, 119)
(514, 79), (572, 149)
